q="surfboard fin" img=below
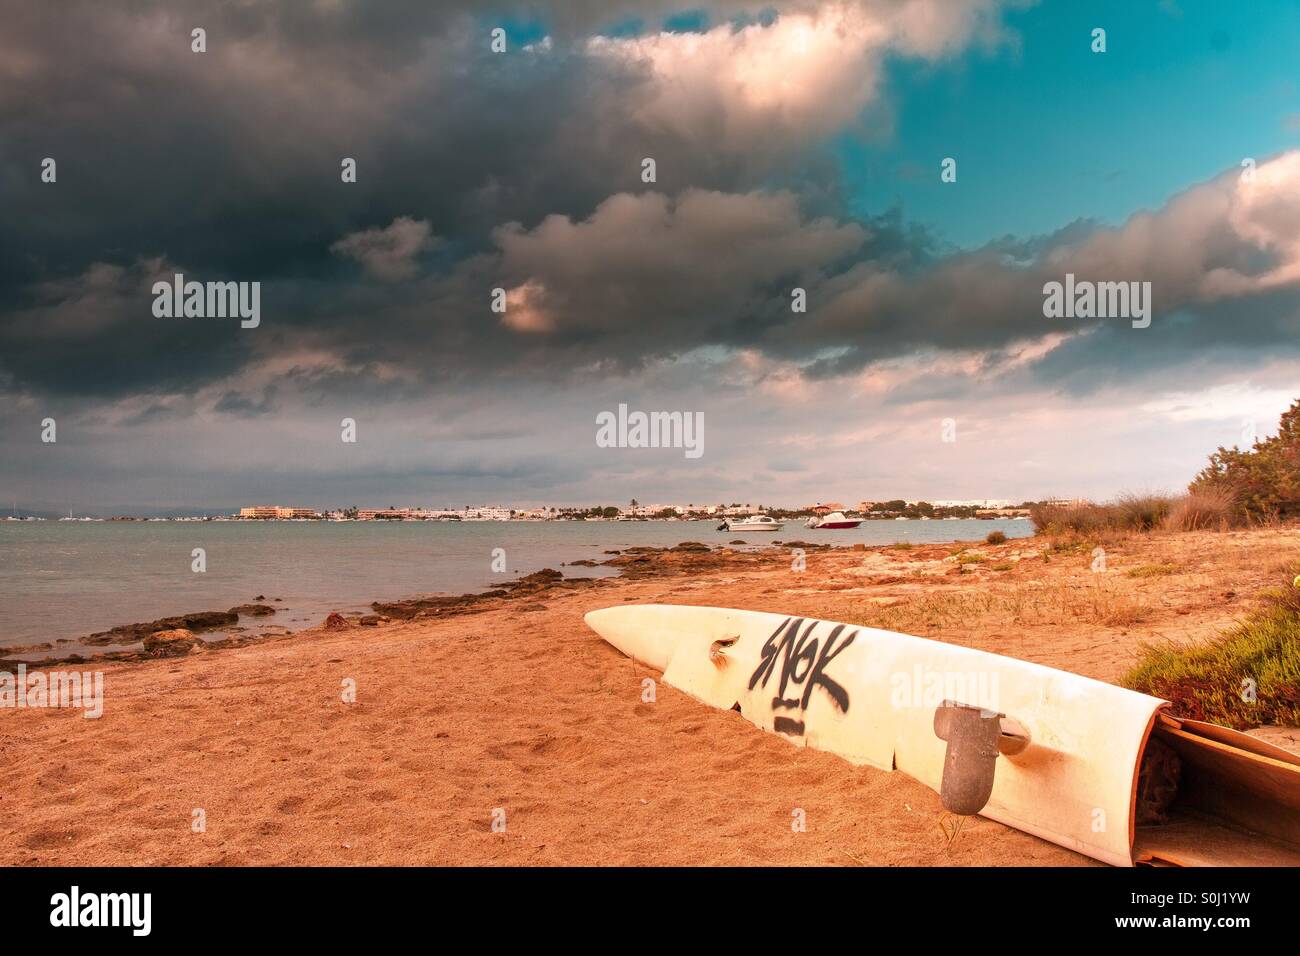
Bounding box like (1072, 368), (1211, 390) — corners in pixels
(934, 700), (1019, 816)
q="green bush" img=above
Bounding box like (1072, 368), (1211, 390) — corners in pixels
(1123, 572), (1300, 728)
(1191, 398), (1300, 521)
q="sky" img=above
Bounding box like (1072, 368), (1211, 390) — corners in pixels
(2, 0), (1300, 514)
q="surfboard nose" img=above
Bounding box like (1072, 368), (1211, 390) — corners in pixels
(584, 604), (679, 671)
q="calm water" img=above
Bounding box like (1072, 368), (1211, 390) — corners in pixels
(0, 518), (1033, 653)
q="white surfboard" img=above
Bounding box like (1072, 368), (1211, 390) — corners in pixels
(585, 603), (1300, 866)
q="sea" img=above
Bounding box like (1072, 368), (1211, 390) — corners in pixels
(0, 517), (1034, 656)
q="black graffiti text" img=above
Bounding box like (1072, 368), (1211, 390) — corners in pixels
(748, 618), (855, 736)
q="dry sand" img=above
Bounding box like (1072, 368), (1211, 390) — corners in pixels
(3, 528), (1297, 866)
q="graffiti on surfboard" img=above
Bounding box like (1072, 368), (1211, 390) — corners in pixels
(748, 617), (855, 736)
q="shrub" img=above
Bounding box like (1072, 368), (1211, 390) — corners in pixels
(1116, 493), (1174, 531)
(1032, 489), (1240, 537)
(1163, 486), (1235, 531)
(1191, 398), (1300, 520)
(985, 531), (1007, 545)
(1029, 498), (1168, 536)
(1123, 570), (1300, 728)
(1029, 501), (1108, 535)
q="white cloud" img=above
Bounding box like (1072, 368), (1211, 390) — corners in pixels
(1140, 383), (1297, 426)
(588, 0), (1011, 155)
(1211, 151), (1300, 294)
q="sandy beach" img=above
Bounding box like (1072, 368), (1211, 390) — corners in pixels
(3, 529), (1297, 867)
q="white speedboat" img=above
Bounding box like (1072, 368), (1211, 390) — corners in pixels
(804, 511), (863, 530)
(718, 514), (784, 532)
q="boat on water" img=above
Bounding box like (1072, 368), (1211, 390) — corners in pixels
(804, 511), (862, 530)
(717, 514), (784, 532)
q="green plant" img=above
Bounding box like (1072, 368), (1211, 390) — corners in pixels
(1123, 572), (1300, 728)
(1125, 563), (1179, 578)
(1191, 399), (1300, 521)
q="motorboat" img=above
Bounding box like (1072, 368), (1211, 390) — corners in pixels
(717, 514), (784, 532)
(804, 511), (863, 530)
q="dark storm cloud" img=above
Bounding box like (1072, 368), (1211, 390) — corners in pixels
(1028, 292), (1300, 397)
(0, 259), (255, 398)
(2, 0), (903, 400)
(3, 0), (1298, 415)
(0, 0), (875, 284)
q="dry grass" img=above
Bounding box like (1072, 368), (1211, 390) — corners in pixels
(857, 578), (1149, 633)
(1163, 487), (1235, 532)
(1116, 493), (1175, 531)
(1032, 489), (1246, 538)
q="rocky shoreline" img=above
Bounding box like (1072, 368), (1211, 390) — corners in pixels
(1, 541), (831, 671)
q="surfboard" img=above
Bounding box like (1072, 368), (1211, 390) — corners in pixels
(585, 603), (1300, 866)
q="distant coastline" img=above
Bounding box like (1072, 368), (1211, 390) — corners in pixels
(3, 497), (1067, 523)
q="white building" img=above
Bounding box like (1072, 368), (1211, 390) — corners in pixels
(462, 506), (512, 521)
(930, 499), (1016, 509)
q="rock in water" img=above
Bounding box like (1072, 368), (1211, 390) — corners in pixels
(229, 603), (276, 616)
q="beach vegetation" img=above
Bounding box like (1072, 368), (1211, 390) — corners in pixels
(1162, 486), (1234, 531)
(1033, 400), (1300, 538)
(1124, 568), (1300, 728)
(1125, 563), (1179, 578)
(1190, 398), (1300, 522)
(858, 579), (1148, 632)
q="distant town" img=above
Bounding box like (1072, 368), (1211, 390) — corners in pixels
(4, 498), (1088, 522)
